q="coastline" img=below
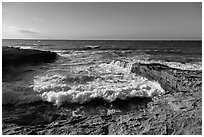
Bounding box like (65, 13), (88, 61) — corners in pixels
(2, 54), (202, 134)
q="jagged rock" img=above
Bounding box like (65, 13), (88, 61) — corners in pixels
(2, 60), (202, 135)
(131, 63), (183, 92)
(2, 46), (58, 71)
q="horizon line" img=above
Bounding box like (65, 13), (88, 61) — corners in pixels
(2, 38), (202, 41)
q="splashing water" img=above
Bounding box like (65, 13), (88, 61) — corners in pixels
(2, 58), (201, 106)
(31, 60), (165, 106)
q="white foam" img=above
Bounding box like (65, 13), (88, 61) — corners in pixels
(98, 60), (134, 74)
(3, 58), (200, 106)
(114, 57), (202, 71)
(32, 74), (68, 93)
(19, 46), (33, 49)
(32, 61), (165, 106)
(36, 76), (164, 106)
(164, 61), (202, 70)
(134, 60), (202, 70)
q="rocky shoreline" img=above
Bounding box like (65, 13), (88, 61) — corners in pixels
(2, 58), (202, 135)
(2, 46), (58, 73)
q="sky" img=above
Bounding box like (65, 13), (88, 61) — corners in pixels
(2, 2), (202, 40)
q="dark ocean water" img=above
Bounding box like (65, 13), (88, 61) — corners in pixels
(3, 39), (202, 63)
(2, 39), (202, 116)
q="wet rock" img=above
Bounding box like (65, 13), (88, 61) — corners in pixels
(28, 130), (38, 135)
(68, 116), (87, 125)
(2, 63), (202, 135)
(2, 46), (58, 72)
(99, 125), (109, 135)
(131, 63), (182, 92)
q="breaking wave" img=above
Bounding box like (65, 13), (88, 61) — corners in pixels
(2, 58), (201, 106)
(31, 60), (165, 106)
(39, 76), (164, 106)
(56, 49), (202, 71)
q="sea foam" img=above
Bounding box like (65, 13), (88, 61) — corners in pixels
(32, 60), (165, 106)
(3, 59), (199, 106)
(129, 59), (202, 71)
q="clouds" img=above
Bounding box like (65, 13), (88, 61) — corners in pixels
(2, 3), (202, 40)
(18, 29), (39, 34)
(10, 26), (39, 35)
(32, 16), (43, 22)
(2, 26), (40, 39)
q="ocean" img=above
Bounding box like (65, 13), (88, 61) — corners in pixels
(2, 39), (202, 126)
